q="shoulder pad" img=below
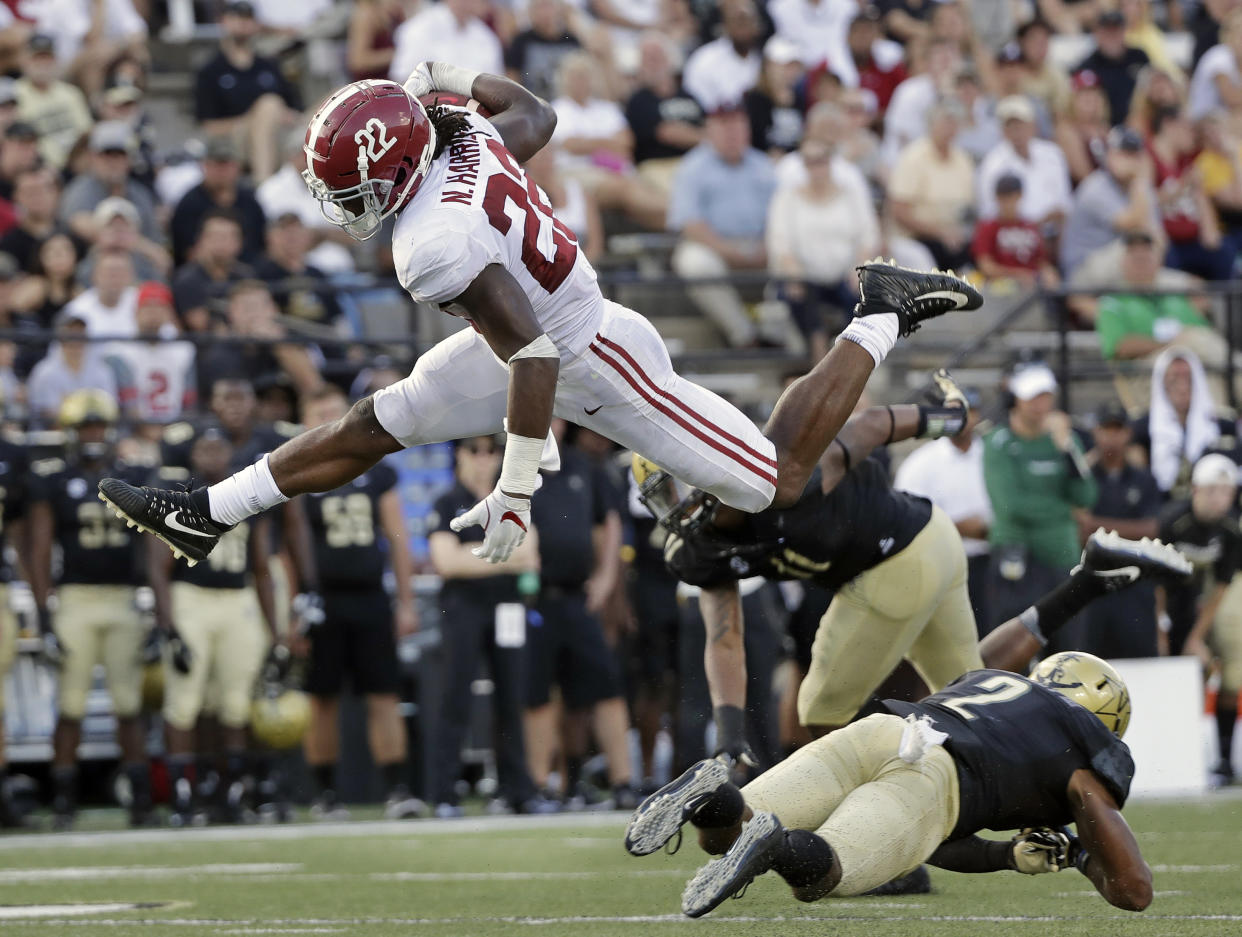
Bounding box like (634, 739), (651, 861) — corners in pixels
(31, 457), (65, 477)
(272, 420), (301, 439)
(163, 422), (196, 445)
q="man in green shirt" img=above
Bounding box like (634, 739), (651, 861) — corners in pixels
(984, 364), (1098, 646)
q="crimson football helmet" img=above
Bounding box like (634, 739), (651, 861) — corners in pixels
(302, 79), (436, 240)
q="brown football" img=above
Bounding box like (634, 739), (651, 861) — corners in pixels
(418, 92), (493, 118)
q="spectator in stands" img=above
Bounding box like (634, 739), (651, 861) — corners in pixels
(745, 37), (806, 155)
(1079, 400), (1162, 660)
(837, 4), (906, 112)
(76, 199), (168, 287)
(972, 174), (1059, 288)
(105, 281), (196, 423)
(428, 435), (549, 818)
(199, 280), (322, 398)
(774, 101), (873, 207)
(64, 247), (137, 338)
(1018, 17), (1070, 120)
(836, 87), (886, 186)
(1127, 64), (1188, 136)
(524, 145), (602, 263)
(11, 231), (81, 330)
(1132, 346), (1238, 500)
(0, 251), (41, 377)
(1056, 70), (1112, 186)
(98, 81), (156, 189)
(682, 0), (763, 113)
(976, 95), (1072, 236)
(34, 0), (147, 99)
(884, 38), (962, 166)
(983, 363), (1098, 645)
(0, 80), (16, 142)
(170, 137), (267, 267)
(895, 384), (992, 632)
(0, 165), (60, 271)
(60, 121), (160, 246)
(172, 208), (255, 333)
(389, 0), (504, 85)
(0, 121), (37, 204)
(1149, 105), (1233, 281)
(1195, 110), (1242, 248)
(625, 32), (704, 194)
(1119, 0), (1184, 80)
(952, 65), (1001, 164)
(992, 42), (1053, 138)
(14, 33), (90, 170)
(766, 0), (849, 73)
(882, 0), (937, 43)
(345, 0), (406, 82)
(668, 103), (775, 348)
(194, 0), (301, 183)
(766, 137), (878, 360)
(505, 0), (581, 101)
(1060, 127), (1160, 280)
(1190, 8), (1242, 121)
(888, 96), (975, 271)
(1074, 8), (1150, 125)
(26, 308), (119, 425)
(254, 213), (341, 326)
(1191, 0), (1236, 65)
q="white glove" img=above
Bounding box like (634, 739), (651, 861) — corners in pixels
(1011, 828), (1074, 875)
(403, 62), (434, 99)
(450, 487), (532, 563)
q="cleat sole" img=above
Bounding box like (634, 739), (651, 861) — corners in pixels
(625, 759), (730, 857)
(97, 491), (199, 566)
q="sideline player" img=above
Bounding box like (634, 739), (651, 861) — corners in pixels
(635, 371), (984, 748)
(97, 67), (981, 567)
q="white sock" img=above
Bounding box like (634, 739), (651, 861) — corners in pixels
(836, 313), (900, 366)
(207, 454), (289, 526)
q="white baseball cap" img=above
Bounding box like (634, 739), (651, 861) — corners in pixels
(1010, 364), (1057, 401)
(1192, 453), (1239, 488)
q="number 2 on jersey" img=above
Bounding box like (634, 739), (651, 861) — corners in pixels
(481, 138), (577, 294)
(940, 674), (1031, 720)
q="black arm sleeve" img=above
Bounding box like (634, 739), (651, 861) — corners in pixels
(927, 836), (1013, 874)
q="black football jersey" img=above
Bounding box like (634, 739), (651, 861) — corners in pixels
(1158, 501), (1242, 636)
(671, 458), (933, 589)
(883, 669), (1134, 838)
(175, 520), (256, 590)
(30, 459), (145, 586)
(304, 463), (397, 589)
(0, 436), (29, 583)
(161, 420), (300, 471)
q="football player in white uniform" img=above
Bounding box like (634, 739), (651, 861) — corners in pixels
(98, 66), (981, 566)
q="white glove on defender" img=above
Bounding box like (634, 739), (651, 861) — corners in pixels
(450, 486), (532, 563)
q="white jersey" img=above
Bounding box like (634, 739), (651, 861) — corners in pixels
(391, 111), (605, 356)
(106, 339), (196, 422)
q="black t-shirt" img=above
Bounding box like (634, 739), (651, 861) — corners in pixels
(171, 260), (256, 326)
(1074, 47), (1150, 125)
(1158, 500), (1242, 635)
(884, 669), (1134, 838)
(195, 51), (300, 123)
(625, 86), (704, 163)
(744, 89), (803, 153)
(0, 437), (28, 582)
(430, 481), (520, 606)
(668, 458), (932, 590)
(1092, 462), (1162, 520)
(160, 420), (296, 473)
(30, 458), (145, 586)
(304, 463), (397, 590)
(531, 448), (613, 587)
(504, 29), (579, 101)
(253, 257), (341, 325)
(170, 183), (267, 267)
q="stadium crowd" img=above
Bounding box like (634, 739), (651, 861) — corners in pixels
(0, 0), (1237, 828)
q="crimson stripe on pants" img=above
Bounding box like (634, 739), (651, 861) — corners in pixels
(588, 341), (778, 487)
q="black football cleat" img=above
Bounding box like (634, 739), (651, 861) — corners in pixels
(854, 259), (983, 336)
(624, 758), (730, 857)
(1077, 529), (1193, 591)
(681, 811), (785, 918)
(97, 479), (231, 566)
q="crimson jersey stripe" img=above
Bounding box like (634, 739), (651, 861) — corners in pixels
(592, 334), (778, 470)
(588, 342), (778, 488)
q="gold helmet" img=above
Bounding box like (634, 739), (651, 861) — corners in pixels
(1030, 651), (1132, 738)
(250, 689), (311, 750)
(58, 388), (119, 428)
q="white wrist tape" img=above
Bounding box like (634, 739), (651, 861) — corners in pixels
(508, 333), (558, 364)
(837, 313), (899, 367)
(499, 432), (545, 498)
(429, 62), (481, 99)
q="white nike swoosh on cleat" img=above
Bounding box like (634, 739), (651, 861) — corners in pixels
(163, 511), (214, 538)
(915, 289), (971, 307)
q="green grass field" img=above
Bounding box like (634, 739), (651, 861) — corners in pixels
(0, 797), (1240, 937)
